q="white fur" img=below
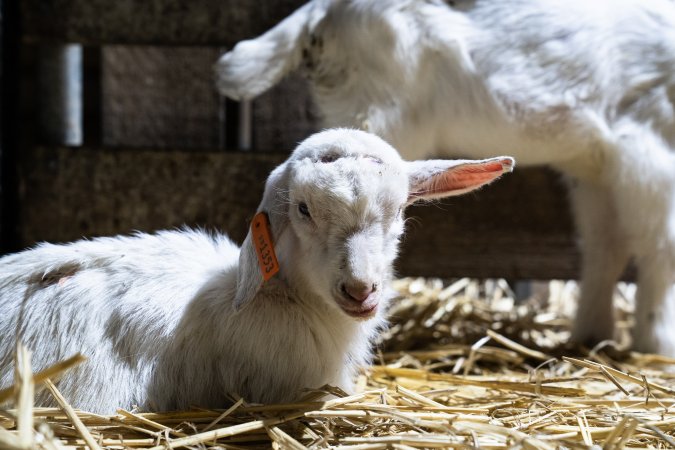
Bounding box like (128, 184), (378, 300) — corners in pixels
(0, 129), (512, 413)
(216, 0), (675, 356)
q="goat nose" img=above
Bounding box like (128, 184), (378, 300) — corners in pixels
(342, 281), (377, 303)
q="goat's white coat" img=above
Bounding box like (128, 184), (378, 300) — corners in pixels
(216, 0), (675, 355)
(0, 129), (512, 413)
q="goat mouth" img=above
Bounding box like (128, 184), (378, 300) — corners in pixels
(341, 303), (377, 319)
(337, 298), (378, 319)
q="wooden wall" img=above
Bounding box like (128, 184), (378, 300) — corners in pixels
(100, 47), (320, 151)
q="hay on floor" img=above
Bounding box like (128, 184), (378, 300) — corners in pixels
(1, 278), (675, 449)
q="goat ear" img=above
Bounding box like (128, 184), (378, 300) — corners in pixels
(406, 157), (514, 204)
(233, 164), (290, 310)
(215, 2), (324, 100)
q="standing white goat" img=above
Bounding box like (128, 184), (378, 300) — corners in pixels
(0, 129), (512, 413)
(216, 0), (675, 356)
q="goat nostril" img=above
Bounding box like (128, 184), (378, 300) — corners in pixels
(343, 282), (375, 303)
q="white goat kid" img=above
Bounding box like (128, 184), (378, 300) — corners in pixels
(0, 129), (513, 414)
(216, 0), (675, 356)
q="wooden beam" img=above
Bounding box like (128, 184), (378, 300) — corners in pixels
(18, 146), (579, 279)
(21, 0), (305, 46)
(18, 146), (284, 245)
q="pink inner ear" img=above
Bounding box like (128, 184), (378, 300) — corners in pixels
(444, 161), (508, 190)
(410, 158), (512, 201)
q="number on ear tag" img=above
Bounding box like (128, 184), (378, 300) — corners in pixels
(251, 212), (280, 281)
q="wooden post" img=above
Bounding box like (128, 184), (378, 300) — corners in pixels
(238, 100), (252, 151)
(37, 44), (83, 146)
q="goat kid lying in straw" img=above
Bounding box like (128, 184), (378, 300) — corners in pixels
(0, 129), (513, 414)
(216, 0), (675, 357)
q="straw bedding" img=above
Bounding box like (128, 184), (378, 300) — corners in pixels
(2, 278), (675, 449)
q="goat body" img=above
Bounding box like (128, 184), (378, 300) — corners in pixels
(0, 129), (512, 413)
(216, 0), (675, 356)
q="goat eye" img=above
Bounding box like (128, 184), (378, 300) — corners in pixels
(298, 202), (311, 218)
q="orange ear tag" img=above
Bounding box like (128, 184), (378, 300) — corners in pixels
(251, 212), (280, 281)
